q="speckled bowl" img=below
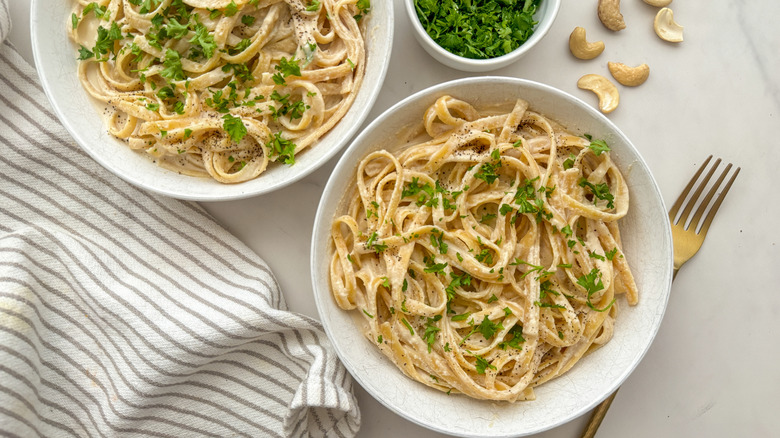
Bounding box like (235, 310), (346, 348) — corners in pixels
(311, 77), (673, 437)
(32, 1), (393, 201)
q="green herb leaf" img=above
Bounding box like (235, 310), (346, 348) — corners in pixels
(354, 0), (370, 21)
(224, 1), (239, 17)
(578, 178), (615, 209)
(577, 268), (615, 312)
(423, 315), (442, 352)
(266, 131), (297, 165)
(474, 353), (496, 374)
(401, 318), (414, 336)
(77, 45), (94, 60)
(161, 49), (185, 82)
(498, 325), (525, 350)
(222, 114), (247, 144)
(189, 23), (216, 59)
(586, 136), (611, 155)
(275, 56), (301, 78)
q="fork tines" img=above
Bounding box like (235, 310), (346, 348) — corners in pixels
(668, 155), (740, 235)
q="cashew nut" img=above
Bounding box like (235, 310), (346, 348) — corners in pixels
(643, 0), (672, 7)
(598, 0), (626, 32)
(654, 8), (684, 42)
(577, 74), (620, 114)
(608, 62), (650, 86)
(569, 27), (605, 60)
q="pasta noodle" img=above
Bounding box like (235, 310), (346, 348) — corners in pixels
(328, 96), (639, 402)
(69, 0), (367, 183)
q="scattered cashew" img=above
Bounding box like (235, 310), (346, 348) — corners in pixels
(577, 74), (620, 114)
(569, 27), (605, 60)
(598, 0), (626, 32)
(654, 8), (684, 42)
(608, 62), (650, 86)
(643, 0), (672, 7)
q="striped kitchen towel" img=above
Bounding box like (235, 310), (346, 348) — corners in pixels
(0, 3), (359, 437)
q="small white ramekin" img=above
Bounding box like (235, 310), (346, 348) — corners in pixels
(404, 0), (561, 72)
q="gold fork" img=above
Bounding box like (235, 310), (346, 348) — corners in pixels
(580, 155), (740, 438)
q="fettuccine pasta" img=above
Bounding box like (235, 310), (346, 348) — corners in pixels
(69, 0), (368, 183)
(329, 96), (638, 402)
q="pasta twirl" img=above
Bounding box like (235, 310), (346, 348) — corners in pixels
(69, 0), (367, 183)
(328, 96), (638, 402)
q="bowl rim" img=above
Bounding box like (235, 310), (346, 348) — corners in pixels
(403, 0), (562, 69)
(30, 0), (394, 201)
(311, 76), (673, 437)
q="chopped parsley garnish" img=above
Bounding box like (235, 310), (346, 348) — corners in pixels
(222, 114), (247, 144)
(430, 229), (448, 254)
(91, 22), (124, 60)
(165, 17), (190, 39)
(423, 256), (448, 274)
(474, 353), (496, 374)
(77, 45), (94, 60)
(451, 312), (471, 322)
(445, 271), (471, 302)
(224, 1), (239, 16)
(242, 14), (257, 26)
(585, 134), (611, 155)
(414, 0), (540, 60)
(511, 259), (554, 280)
(273, 56), (301, 85)
(577, 268), (615, 312)
(477, 315), (503, 339)
(423, 315), (442, 352)
(306, 1), (321, 12)
(266, 132), (297, 165)
(474, 149), (501, 185)
(365, 232), (387, 253)
(401, 318), (414, 336)
(229, 38), (252, 55)
(189, 23), (217, 59)
(474, 248), (493, 265)
(498, 325), (525, 350)
(82, 2), (108, 19)
(222, 63), (254, 82)
(579, 178), (615, 209)
(354, 0), (370, 21)
(563, 153), (576, 170)
(161, 49), (185, 82)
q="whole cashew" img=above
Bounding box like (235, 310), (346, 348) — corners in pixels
(598, 0), (626, 32)
(608, 62), (650, 86)
(654, 8), (684, 42)
(569, 27), (605, 60)
(577, 74), (620, 114)
(643, 0), (672, 7)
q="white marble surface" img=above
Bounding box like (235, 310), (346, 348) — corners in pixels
(8, 1), (780, 437)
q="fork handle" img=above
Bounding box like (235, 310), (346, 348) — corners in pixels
(581, 389), (619, 438)
(582, 268), (677, 437)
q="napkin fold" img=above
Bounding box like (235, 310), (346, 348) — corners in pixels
(0, 1), (359, 436)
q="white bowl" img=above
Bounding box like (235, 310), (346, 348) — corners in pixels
(404, 0), (561, 72)
(31, 1), (393, 201)
(311, 77), (673, 437)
